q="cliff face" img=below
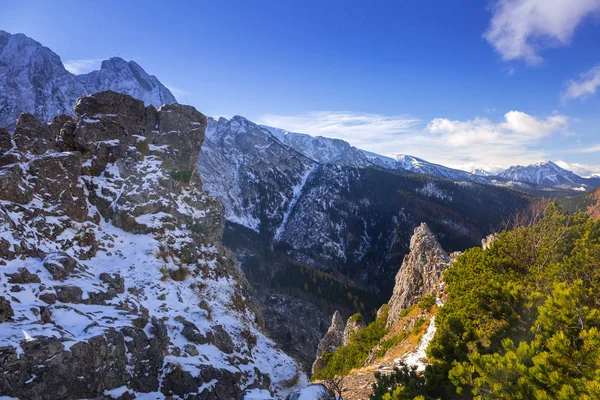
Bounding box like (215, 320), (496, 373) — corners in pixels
(386, 223), (450, 328)
(0, 91), (303, 399)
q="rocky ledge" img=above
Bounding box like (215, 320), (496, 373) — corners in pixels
(0, 91), (303, 399)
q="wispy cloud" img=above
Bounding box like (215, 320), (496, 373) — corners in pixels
(555, 160), (600, 177)
(562, 65), (600, 101)
(63, 58), (104, 74)
(570, 144), (600, 154)
(257, 110), (570, 171)
(484, 0), (600, 65)
(163, 83), (189, 100)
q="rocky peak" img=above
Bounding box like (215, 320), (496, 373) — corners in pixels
(78, 57), (177, 109)
(386, 223), (450, 327)
(311, 311), (345, 375)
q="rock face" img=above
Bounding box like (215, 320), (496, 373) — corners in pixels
(312, 311), (345, 375)
(386, 223), (450, 327)
(0, 30), (176, 130)
(0, 91), (302, 399)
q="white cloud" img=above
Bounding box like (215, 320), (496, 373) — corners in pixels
(571, 144), (600, 153)
(484, 0), (600, 64)
(163, 83), (189, 100)
(555, 160), (600, 177)
(63, 58), (104, 75)
(562, 65), (600, 101)
(257, 110), (569, 171)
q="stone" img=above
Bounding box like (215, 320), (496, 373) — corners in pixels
(43, 252), (80, 281)
(6, 267), (41, 284)
(184, 344), (199, 357)
(39, 292), (57, 305)
(211, 325), (235, 354)
(311, 310), (345, 375)
(0, 296), (14, 322)
(386, 223), (450, 328)
(55, 286), (84, 303)
(482, 233), (498, 250)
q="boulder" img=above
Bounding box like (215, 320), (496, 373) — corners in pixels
(43, 252), (80, 280)
(6, 267), (41, 284)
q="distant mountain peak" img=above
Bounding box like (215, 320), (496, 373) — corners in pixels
(0, 30), (176, 130)
(499, 160), (583, 186)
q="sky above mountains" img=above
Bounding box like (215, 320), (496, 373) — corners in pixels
(1, 0), (600, 174)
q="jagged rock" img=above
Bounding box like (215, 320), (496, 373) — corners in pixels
(387, 223), (450, 327)
(0, 296), (14, 321)
(343, 314), (365, 346)
(0, 128), (11, 153)
(54, 285), (84, 303)
(212, 324), (235, 354)
(13, 112), (58, 154)
(311, 310), (345, 375)
(6, 267), (41, 284)
(99, 272), (125, 294)
(43, 252), (80, 281)
(39, 292), (57, 305)
(482, 233), (498, 250)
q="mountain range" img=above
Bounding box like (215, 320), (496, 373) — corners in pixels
(0, 30), (176, 130)
(1, 30), (599, 391)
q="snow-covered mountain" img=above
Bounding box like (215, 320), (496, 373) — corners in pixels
(262, 125), (491, 184)
(0, 30), (176, 130)
(263, 126), (372, 166)
(78, 57), (176, 108)
(499, 161), (585, 186)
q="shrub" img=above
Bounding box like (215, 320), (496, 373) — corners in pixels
(418, 294), (436, 310)
(169, 170), (193, 183)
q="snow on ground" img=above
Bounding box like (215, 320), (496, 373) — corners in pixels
(398, 317), (436, 372)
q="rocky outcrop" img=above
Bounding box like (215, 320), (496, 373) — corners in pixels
(0, 91), (302, 399)
(343, 314), (365, 346)
(386, 223), (450, 327)
(312, 311), (345, 375)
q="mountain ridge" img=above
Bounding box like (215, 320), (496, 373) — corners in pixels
(0, 30), (176, 130)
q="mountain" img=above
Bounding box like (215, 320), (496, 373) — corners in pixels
(472, 168), (493, 176)
(499, 161), (585, 186)
(0, 92), (304, 398)
(561, 186), (600, 220)
(197, 115), (532, 371)
(0, 30), (176, 130)
(78, 57), (176, 108)
(263, 125), (490, 184)
(263, 126), (372, 166)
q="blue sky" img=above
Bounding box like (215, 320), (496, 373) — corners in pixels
(2, 0), (600, 174)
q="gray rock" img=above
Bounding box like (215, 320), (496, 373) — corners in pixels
(0, 296), (14, 322)
(386, 223), (450, 327)
(6, 267), (41, 284)
(54, 285), (84, 303)
(43, 252), (79, 280)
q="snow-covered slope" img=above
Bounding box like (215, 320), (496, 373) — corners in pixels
(499, 161), (584, 186)
(263, 126), (372, 166)
(0, 30), (176, 130)
(0, 92), (304, 399)
(198, 116), (316, 233)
